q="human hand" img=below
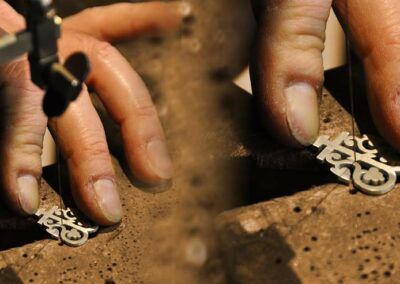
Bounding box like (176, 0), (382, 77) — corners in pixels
(0, 1), (188, 225)
(250, 0), (400, 149)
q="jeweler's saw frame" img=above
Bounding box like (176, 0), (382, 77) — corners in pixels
(0, 0), (90, 118)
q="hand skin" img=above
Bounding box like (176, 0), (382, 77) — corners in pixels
(251, 0), (400, 151)
(0, 1), (190, 225)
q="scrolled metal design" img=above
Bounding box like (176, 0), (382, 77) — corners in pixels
(35, 206), (99, 246)
(312, 132), (400, 195)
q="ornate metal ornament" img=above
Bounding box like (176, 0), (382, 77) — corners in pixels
(35, 206), (99, 247)
(312, 132), (400, 195)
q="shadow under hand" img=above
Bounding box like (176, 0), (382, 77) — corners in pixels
(0, 199), (46, 251)
(219, 224), (301, 284)
(0, 266), (23, 284)
(220, 81), (335, 203)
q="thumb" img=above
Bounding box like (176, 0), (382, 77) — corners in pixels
(251, 0), (332, 146)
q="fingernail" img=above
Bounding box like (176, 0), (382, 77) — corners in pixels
(285, 83), (319, 145)
(147, 139), (173, 180)
(17, 175), (39, 215)
(174, 1), (192, 18)
(93, 179), (122, 223)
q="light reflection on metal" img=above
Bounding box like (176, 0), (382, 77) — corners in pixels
(35, 206), (98, 246)
(312, 132), (400, 195)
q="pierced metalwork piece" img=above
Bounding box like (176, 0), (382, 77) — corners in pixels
(312, 132), (400, 195)
(35, 206), (99, 247)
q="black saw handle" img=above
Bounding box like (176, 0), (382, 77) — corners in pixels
(42, 52), (91, 117)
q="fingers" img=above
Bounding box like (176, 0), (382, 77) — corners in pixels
(334, 0), (400, 151)
(0, 0), (24, 32)
(49, 90), (122, 226)
(63, 1), (190, 42)
(251, 0), (332, 146)
(0, 59), (47, 215)
(60, 32), (173, 187)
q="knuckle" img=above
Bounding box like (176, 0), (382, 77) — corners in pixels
(1, 60), (41, 94)
(93, 40), (119, 61)
(72, 132), (110, 162)
(375, 25), (400, 54)
(135, 103), (158, 119)
(79, 6), (103, 28)
(7, 128), (45, 158)
(270, 0), (332, 52)
(0, 2), (24, 31)
(0, 101), (46, 159)
(81, 6), (100, 18)
(81, 139), (109, 159)
(363, 22), (400, 63)
(13, 137), (43, 157)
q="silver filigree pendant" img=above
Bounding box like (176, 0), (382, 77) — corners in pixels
(312, 132), (400, 195)
(35, 206), (99, 246)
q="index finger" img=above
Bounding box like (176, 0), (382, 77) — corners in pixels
(0, 0), (24, 33)
(334, 0), (400, 151)
(63, 1), (190, 42)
